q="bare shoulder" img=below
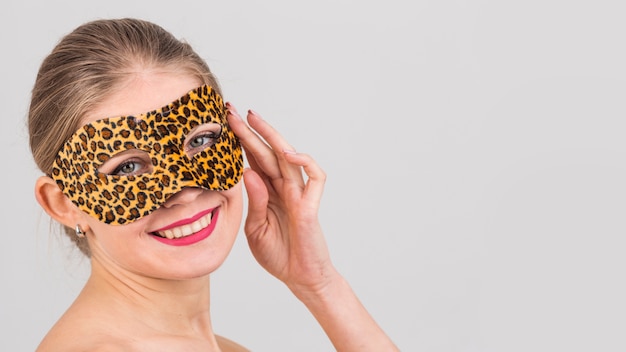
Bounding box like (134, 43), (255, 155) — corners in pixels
(37, 315), (249, 352)
(36, 298), (249, 351)
(36, 330), (126, 352)
(38, 325), (249, 352)
(35, 308), (141, 352)
(36, 321), (129, 352)
(216, 335), (250, 352)
(38, 331), (244, 351)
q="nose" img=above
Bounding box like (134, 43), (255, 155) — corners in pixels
(161, 187), (204, 208)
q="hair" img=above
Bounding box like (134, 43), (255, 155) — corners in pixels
(29, 18), (222, 256)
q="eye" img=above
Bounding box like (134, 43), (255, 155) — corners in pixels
(112, 160), (143, 176)
(185, 124), (222, 155)
(189, 134), (217, 148)
(98, 150), (153, 176)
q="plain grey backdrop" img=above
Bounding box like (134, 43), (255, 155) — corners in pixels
(2, 1), (625, 351)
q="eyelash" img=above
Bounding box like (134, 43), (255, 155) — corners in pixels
(111, 158), (146, 176)
(185, 130), (221, 153)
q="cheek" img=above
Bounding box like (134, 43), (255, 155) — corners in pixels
(210, 184), (244, 249)
(223, 183), (244, 224)
(83, 215), (147, 252)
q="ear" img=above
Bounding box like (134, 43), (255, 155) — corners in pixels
(34, 176), (82, 229)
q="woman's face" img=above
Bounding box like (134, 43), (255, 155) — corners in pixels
(77, 69), (243, 280)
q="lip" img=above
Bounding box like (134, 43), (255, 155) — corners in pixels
(150, 207), (219, 247)
(153, 207), (215, 232)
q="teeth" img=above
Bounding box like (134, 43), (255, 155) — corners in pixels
(157, 212), (213, 239)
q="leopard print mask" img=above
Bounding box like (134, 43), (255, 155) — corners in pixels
(50, 85), (243, 225)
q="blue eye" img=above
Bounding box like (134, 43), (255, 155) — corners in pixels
(189, 133), (218, 148)
(98, 150), (153, 176)
(186, 125), (222, 155)
(112, 160), (143, 176)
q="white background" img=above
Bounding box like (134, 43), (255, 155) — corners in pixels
(2, 1), (625, 351)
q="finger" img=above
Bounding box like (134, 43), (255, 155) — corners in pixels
(241, 168), (270, 237)
(283, 151), (326, 208)
(242, 144), (278, 196)
(226, 103), (281, 180)
(246, 110), (305, 186)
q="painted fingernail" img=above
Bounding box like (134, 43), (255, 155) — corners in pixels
(228, 108), (241, 120)
(249, 109), (263, 120)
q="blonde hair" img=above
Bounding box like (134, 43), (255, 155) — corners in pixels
(28, 18), (222, 256)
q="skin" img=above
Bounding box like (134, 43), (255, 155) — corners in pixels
(34, 66), (398, 351)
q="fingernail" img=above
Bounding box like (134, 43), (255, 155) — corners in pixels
(282, 149), (297, 155)
(227, 107), (242, 120)
(227, 111), (238, 120)
(249, 109), (263, 120)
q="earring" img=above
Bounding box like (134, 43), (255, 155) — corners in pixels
(75, 224), (85, 238)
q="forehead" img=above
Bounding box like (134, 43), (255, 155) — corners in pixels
(83, 71), (203, 125)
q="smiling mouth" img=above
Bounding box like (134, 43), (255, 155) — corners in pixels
(152, 209), (214, 239)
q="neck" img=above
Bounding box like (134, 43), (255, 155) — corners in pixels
(84, 256), (216, 340)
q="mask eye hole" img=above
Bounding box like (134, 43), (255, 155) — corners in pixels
(184, 123), (222, 156)
(97, 149), (153, 176)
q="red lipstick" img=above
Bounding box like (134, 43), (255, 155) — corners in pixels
(151, 207), (219, 246)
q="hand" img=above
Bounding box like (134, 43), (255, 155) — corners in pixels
(227, 104), (399, 351)
(226, 104), (338, 296)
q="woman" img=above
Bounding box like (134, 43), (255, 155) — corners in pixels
(30, 18), (397, 351)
